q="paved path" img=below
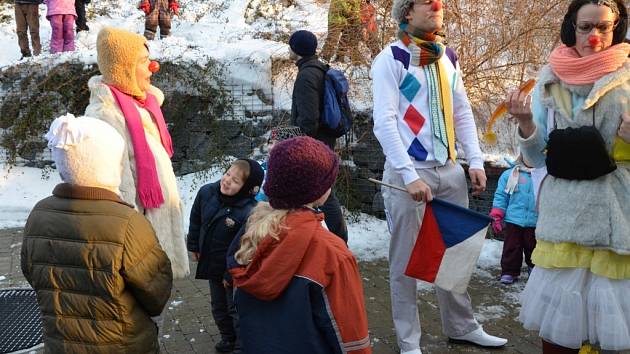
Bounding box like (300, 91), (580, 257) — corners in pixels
(1, 227), (547, 354)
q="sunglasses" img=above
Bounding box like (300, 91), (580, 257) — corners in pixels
(573, 20), (618, 34)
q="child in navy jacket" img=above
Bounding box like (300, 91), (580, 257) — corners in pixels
(490, 155), (538, 284)
(187, 158), (264, 353)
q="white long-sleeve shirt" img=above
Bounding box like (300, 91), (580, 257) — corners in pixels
(371, 40), (484, 185)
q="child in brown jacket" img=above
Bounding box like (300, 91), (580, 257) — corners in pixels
(21, 114), (173, 353)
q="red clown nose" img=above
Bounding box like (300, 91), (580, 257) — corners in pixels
(588, 35), (601, 47)
(431, 0), (442, 11)
(148, 61), (160, 73)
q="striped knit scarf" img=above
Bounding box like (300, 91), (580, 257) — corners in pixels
(399, 23), (455, 162)
(398, 23), (444, 66)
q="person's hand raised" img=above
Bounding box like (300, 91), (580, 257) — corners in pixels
(506, 88), (535, 138)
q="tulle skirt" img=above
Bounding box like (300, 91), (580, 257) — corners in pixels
(519, 267), (630, 350)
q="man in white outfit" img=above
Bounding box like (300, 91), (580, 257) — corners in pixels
(370, 0), (508, 353)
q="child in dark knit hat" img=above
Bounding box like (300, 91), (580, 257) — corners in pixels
(226, 136), (372, 354)
(187, 158), (264, 354)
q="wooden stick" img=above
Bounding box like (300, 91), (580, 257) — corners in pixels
(367, 178), (408, 193)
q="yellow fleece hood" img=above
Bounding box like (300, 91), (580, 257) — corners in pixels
(96, 27), (148, 99)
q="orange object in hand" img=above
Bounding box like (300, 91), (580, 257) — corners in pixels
(149, 61), (160, 73)
(482, 79), (537, 145)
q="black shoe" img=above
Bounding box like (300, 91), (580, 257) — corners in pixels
(76, 25), (89, 33)
(215, 339), (235, 353)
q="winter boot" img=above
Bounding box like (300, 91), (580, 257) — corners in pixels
(500, 274), (517, 284)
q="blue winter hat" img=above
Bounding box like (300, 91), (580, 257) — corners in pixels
(289, 30), (318, 57)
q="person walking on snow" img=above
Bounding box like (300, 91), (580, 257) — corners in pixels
(44, 0), (76, 53)
(139, 0), (179, 40)
(490, 154), (538, 285)
(13, 0), (41, 59)
(84, 27), (189, 279)
(370, 0), (508, 352)
(74, 0), (89, 33)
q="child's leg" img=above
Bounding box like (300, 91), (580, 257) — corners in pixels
(500, 223), (524, 277)
(15, 4), (30, 57)
(75, 0), (88, 32)
(144, 2), (159, 40)
(62, 15), (75, 52)
(522, 227), (537, 269)
(209, 279), (237, 343)
(49, 15), (64, 53)
(25, 4), (41, 55)
(157, 0), (172, 39)
(226, 286), (241, 351)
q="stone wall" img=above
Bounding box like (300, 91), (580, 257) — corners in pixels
(0, 60), (273, 175)
(0, 60), (506, 218)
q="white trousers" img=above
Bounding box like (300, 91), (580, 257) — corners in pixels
(383, 162), (480, 352)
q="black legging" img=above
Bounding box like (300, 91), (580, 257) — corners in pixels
(75, 0), (88, 32)
(319, 191), (348, 243)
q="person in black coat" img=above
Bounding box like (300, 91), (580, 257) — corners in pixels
(288, 30), (349, 243)
(187, 159), (264, 354)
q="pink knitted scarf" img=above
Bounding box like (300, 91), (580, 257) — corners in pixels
(108, 85), (174, 209)
(549, 43), (630, 84)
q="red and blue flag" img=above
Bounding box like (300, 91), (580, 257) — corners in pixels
(405, 198), (491, 293)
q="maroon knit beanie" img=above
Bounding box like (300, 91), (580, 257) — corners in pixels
(264, 136), (339, 209)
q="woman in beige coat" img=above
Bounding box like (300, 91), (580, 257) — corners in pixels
(84, 27), (189, 279)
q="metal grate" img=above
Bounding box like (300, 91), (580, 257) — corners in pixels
(0, 289), (43, 354)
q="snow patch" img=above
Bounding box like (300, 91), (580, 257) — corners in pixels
(0, 165), (505, 271)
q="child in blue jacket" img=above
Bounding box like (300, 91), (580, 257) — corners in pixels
(490, 155), (538, 284)
(187, 158), (264, 353)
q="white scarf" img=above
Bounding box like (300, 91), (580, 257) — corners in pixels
(504, 164), (534, 195)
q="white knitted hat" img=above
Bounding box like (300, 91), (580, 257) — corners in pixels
(392, 0), (415, 23)
(46, 114), (125, 194)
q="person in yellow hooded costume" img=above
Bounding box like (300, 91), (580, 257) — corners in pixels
(84, 27), (190, 280)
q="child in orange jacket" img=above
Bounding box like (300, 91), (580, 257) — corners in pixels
(228, 136), (371, 354)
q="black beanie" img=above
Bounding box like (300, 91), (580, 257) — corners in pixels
(239, 159), (264, 197)
(289, 30), (318, 57)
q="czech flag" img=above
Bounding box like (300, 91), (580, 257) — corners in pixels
(405, 198), (491, 293)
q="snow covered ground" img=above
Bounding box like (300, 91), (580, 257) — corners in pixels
(0, 0), (334, 110)
(0, 164), (504, 276)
